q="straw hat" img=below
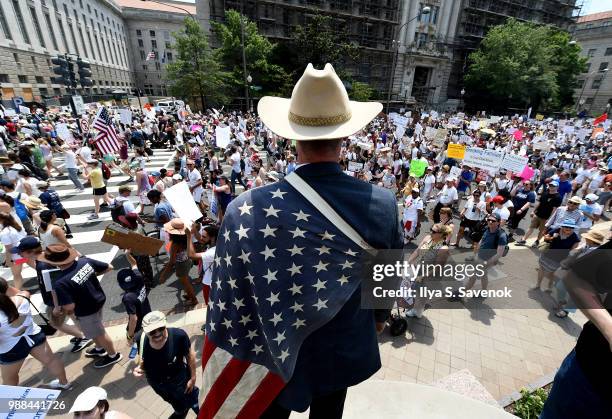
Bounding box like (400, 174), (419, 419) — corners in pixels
(37, 244), (78, 265)
(164, 218), (187, 235)
(257, 63), (382, 140)
(581, 230), (605, 245)
(24, 196), (44, 210)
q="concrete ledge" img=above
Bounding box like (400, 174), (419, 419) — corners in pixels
(498, 371), (557, 408)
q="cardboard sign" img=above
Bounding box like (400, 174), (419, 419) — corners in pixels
(163, 181), (203, 227)
(462, 147), (503, 172)
(0, 384), (61, 418)
(500, 153), (528, 173)
(468, 121), (480, 130)
(433, 128), (448, 146)
(102, 224), (163, 256)
(409, 159), (427, 177)
(447, 143), (466, 159)
(215, 126), (232, 148)
(348, 161), (364, 172)
(424, 126), (437, 139)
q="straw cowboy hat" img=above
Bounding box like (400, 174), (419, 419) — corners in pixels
(24, 196), (45, 210)
(581, 230), (606, 245)
(258, 63), (382, 140)
(164, 218), (187, 235)
(37, 244), (79, 265)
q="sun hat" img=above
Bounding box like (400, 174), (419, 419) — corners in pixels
(581, 230), (606, 245)
(585, 193), (599, 202)
(117, 267), (144, 292)
(86, 159), (98, 165)
(164, 218), (187, 235)
(568, 196), (583, 204)
(142, 311), (167, 334)
(24, 196), (44, 210)
(69, 386), (108, 413)
(257, 63), (382, 140)
(560, 219), (577, 228)
(478, 181), (487, 186)
(172, 174), (183, 181)
(37, 244), (79, 265)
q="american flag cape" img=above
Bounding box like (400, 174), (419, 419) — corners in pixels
(199, 181), (364, 419)
(91, 107), (121, 155)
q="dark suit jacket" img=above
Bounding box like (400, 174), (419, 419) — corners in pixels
(275, 162), (403, 412)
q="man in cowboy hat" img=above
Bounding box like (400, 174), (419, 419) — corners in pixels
(40, 244), (123, 368)
(200, 63), (402, 418)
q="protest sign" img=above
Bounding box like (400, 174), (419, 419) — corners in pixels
(532, 136), (550, 151)
(479, 120), (488, 128)
(55, 123), (75, 144)
(462, 147), (503, 172)
(450, 166), (462, 178)
(393, 115), (409, 128)
(119, 108), (132, 125)
(433, 128), (448, 146)
(18, 105), (31, 114)
(500, 153), (528, 173)
(395, 125), (406, 140)
(238, 116), (247, 132)
(562, 125), (574, 135)
(446, 143), (466, 159)
(424, 126), (437, 139)
(102, 224), (164, 256)
(430, 110), (439, 120)
(348, 161), (364, 172)
(456, 112), (465, 119)
(576, 128), (590, 141)
(357, 141), (373, 150)
(215, 126), (231, 148)
(520, 165), (535, 181)
(468, 120), (480, 130)
(414, 123), (423, 135)
(163, 181), (203, 227)
(0, 384), (61, 418)
(3, 108), (16, 117)
(535, 114), (544, 121)
(409, 160), (427, 177)
(513, 130), (523, 140)
(490, 116), (501, 124)
(591, 127), (604, 138)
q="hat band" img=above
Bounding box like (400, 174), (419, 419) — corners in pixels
(288, 111), (351, 127)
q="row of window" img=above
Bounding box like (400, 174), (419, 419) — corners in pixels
(0, 73), (132, 88)
(0, 1), (130, 69)
(137, 39), (173, 50)
(136, 29), (172, 40)
(584, 62), (609, 73)
(138, 50), (173, 62)
(586, 47), (612, 57)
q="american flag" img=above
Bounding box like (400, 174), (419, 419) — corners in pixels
(91, 107), (120, 154)
(146, 51), (156, 61)
(199, 182), (363, 418)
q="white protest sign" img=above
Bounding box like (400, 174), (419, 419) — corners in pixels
(395, 125), (406, 140)
(348, 161), (364, 172)
(430, 110), (439, 120)
(119, 109), (132, 125)
(604, 120), (611, 131)
(468, 121), (480, 130)
(18, 105), (31, 114)
(388, 112), (399, 122)
(4, 109), (16, 117)
(450, 166), (462, 178)
(357, 141), (373, 150)
(0, 384), (61, 418)
(238, 116), (247, 132)
(500, 153), (528, 173)
(462, 147), (504, 172)
(575, 129), (589, 142)
(414, 123), (422, 135)
(424, 126), (437, 139)
(215, 125), (232, 149)
(489, 116), (501, 124)
(393, 115), (409, 128)
(433, 128), (448, 146)
(55, 123), (75, 144)
(562, 125), (574, 135)
(163, 181), (203, 228)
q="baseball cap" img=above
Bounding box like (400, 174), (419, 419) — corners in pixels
(150, 170), (161, 177)
(549, 181), (559, 187)
(15, 236), (41, 253)
(0, 180), (13, 188)
(488, 213), (501, 221)
(116, 267), (144, 291)
(560, 219), (577, 228)
(69, 386), (108, 413)
(491, 195), (505, 204)
(142, 311), (167, 334)
(585, 193), (598, 202)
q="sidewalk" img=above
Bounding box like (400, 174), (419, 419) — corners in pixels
(20, 223), (610, 417)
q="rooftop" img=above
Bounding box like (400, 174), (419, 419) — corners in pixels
(576, 11), (612, 24)
(115, 0), (196, 14)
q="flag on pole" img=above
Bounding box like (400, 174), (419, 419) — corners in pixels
(593, 113), (607, 126)
(146, 51), (156, 61)
(91, 107), (120, 154)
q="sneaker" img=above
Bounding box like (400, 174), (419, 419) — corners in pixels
(531, 240), (540, 248)
(85, 347), (107, 358)
(46, 379), (73, 390)
(94, 353), (122, 368)
(69, 337), (79, 343)
(516, 239), (526, 245)
(87, 213), (99, 220)
(71, 338), (93, 353)
(65, 234), (73, 239)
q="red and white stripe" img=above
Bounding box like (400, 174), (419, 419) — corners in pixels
(198, 336), (285, 419)
(92, 109), (120, 154)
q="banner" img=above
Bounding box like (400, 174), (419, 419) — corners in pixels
(447, 143), (466, 159)
(348, 161), (364, 172)
(215, 125), (232, 148)
(462, 147), (503, 172)
(500, 153), (528, 173)
(409, 159), (428, 177)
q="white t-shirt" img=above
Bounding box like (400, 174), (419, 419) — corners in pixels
(578, 202), (602, 229)
(574, 167), (591, 184)
(464, 197), (486, 221)
(64, 149), (78, 169)
(200, 246), (216, 286)
(188, 169), (204, 201)
(403, 196), (423, 221)
(492, 206), (510, 221)
(439, 186), (458, 205)
(79, 146), (92, 161)
(231, 152), (242, 173)
(588, 173), (605, 191)
(0, 226), (27, 260)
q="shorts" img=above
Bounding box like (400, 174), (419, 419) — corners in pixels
(93, 186), (107, 196)
(77, 309), (105, 339)
(176, 259), (193, 277)
(0, 331), (46, 364)
(12, 257), (28, 264)
(529, 215), (547, 230)
(460, 218), (480, 230)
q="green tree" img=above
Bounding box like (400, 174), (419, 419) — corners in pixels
(166, 17), (228, 110)
(349, 81), (374, 101)
(212, 10), (292, 99)
(464, 19), (586, 112)
(290, 14), (359, 77)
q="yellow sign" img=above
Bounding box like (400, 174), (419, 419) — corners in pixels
(535, 114), (544, 121)
(447, 143), (466, 159)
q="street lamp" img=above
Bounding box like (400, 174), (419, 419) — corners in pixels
(590, 68), (609, 114)
(460, 88), (465, 111)
(386, 6), (431, 114)
(246, 74), (253, 112)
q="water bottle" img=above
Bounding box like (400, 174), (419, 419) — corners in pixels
(128, 342), (138, 359)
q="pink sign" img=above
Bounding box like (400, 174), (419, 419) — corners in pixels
(513, 130), (523, 140)
(520, 165), (534, 181)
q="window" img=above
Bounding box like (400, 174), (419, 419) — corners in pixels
(165, 41), (171, 49)
(136, 29), (142, 37)
(151, 40), (157, 49)
(592, 78), (602, 89)
(44, 14), (59, 50)
(139, 50), (145, 60)
(166, 52), (173, 62)
(599, 62), (609, 71)
(78, 27), (88, 57)
(18, 75), (28, 83)
(576, 79), (584, 88)
(0, 3), (12, 40)
(87, 4), (91, 13)
(30, 7), (46, 47)
(35, 76), (44, 83)
(53, 87), (60, 95)
(12, 0), (30, 44)
(94, 34), (102, 61)
(138, 39), (144, 47)
(415, 32), (428, 47)
(68, 23), (80, 55)
(164, 31), (170, 40)
(585, 97), (594, 105)
(31, 56), (36, 65)
(150, 30), (155, 37)
(418, 3), (439, 24)
(0, 74), (9, 83)
(39, 87), (49, 96)
(86, 29), (95, 59)
(587, 48), (597, 57)
(605, 47), (612, 56)
(13, 53), (20, 63)
(142, 64), (148, 70)
(155, 61), (161, 70)
(585, 62), (591, 72)
(79, 0), (83, 8)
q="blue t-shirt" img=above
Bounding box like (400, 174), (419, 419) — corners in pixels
(54, 257), (109, 317)
(558, 180), (572, 200)
(154, 201), (174, 227)
(458, 170), (474, 192)
(478, 228), (507, 261)
(512, 188), (536, 209)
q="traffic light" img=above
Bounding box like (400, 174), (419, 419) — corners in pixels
(50, 56), (70, 85)
(66, 57), (77, 89)
(77, 58), (93, 87)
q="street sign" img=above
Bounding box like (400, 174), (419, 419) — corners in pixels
(70, 95), (86, 116)
(79, 118), (89, 134)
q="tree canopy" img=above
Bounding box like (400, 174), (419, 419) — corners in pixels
(166, 17), (228, 109)
(464, 19), (587, 113)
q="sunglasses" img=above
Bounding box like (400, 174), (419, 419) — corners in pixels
(147, 326), (166, 337)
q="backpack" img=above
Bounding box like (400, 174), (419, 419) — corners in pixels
(101, 162), (111, 180)
(14, 193), (28, 221)
(110, 199), (126, 223)
(494, 229), (510, 257)
(240, 158), (245, 172)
